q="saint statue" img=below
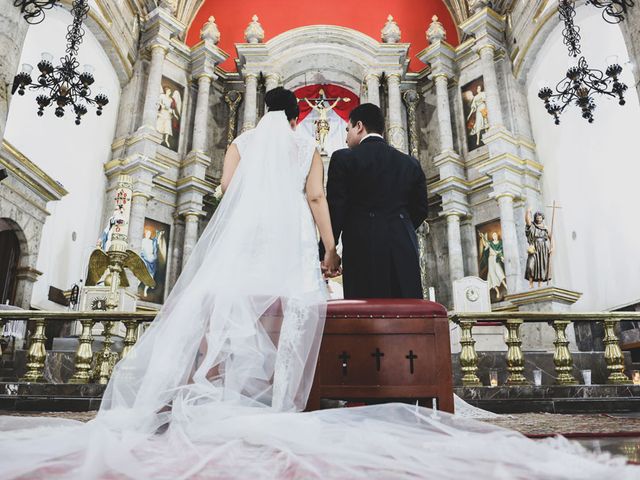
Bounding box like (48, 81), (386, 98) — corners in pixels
(479, 231), (508, 301)
(525, 208), (552, 288)
(303, 89), (350, 153)
(466, 84), (489, 147)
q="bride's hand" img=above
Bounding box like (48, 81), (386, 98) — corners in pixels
(323, 248), (342, 278)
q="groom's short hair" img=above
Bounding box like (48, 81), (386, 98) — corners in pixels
(349, 103), (385, 134)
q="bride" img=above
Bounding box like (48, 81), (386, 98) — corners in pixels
(0, 88), (636, 479)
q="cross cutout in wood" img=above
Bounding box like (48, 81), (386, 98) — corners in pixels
(371, 348), (385, 371)
(338, 351), (351, 376)
(405, 350), (418, 374)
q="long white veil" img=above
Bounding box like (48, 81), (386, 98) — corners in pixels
(0, 112), (637, 479)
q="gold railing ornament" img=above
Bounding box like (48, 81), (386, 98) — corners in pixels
(552, 319), (578, 385)
(21, 318), (47, 382)
(505, 319), (528, 385)
(603, 318), (630, 384)
(459, 320), (482, 386)
(121, 319), (140, 359)
(68, 319), (94, 384)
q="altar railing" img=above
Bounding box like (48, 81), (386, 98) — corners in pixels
(450, 312), (640, 386)
(1, 310), (639, 386)
(0, 311), (155, 384)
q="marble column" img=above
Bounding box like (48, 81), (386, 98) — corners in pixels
(241, 73), (258, 132)
(265, 73), (281, 92)
(128, 192), (151, 252)
(433, 74), (454, 152)
(182, 212), (200, 266)
(478, 44), (504, 127)
(446, 213), (465, 283)
(365, 74), (381, 106)
(386, 73), (406, 151)
(168, 215), (184, 289)
(496, 193), (522, 292)
(140, 44), (168, 129)
(0, 8), (28, 142)
(192, 74), (213, 153)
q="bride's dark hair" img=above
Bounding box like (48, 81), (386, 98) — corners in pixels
(265, 87), (299, 121)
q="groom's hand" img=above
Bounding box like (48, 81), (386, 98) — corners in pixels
(322, 249), (342, 278)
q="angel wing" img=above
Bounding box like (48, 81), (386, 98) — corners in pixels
(171, 89), (182, 116)
(124, 250), (156, 288)
(86, 249), (110, 286)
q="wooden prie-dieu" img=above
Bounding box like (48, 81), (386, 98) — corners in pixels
(306, 299), (454, 413)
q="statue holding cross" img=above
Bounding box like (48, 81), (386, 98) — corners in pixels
(525, 201), (560, 288)
(301, 89), (351, 154)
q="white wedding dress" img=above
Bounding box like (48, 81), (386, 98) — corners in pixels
(0, 112), (637, 479)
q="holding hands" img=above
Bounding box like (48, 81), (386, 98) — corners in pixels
(322, 247), (342, 279)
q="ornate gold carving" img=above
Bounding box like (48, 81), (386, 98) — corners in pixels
(603, 318), (630, 384)
(459, 320), (482, 386)
(505, 319), (528, 385)
(552, 320), (578, 385)
(121, 319), (140, 359)
(224, 90), (242, 147)
(22, 318), (47, 382)
(402, 89), (420, 158)
(69, 319), (95, 384)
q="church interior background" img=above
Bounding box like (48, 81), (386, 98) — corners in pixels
(2, 0), (640, 463)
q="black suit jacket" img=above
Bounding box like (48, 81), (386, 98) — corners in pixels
(324, 136), (428, 299)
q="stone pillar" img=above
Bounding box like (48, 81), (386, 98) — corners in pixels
(192, 74), (213, 153)
(265, 73), (281, 92)
(168, 215), (185, 289)
(365, 74), (381, 106)
(128, 192), (151, 252)
(446, 213), (465, 283)
(478, 44), (504, 127)
(0, 9), (29, 142)
(140, 44), (168, 129)
(241, 73), (258, 132)
(182, 212), (200, 265)
(386, 73), (406, 151)
(496, 193), (522, 292)
(433, 74), (454, 152)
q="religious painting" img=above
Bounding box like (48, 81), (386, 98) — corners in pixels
(156, 77), (183, 152)
(476, 219), (508, 303)
(138, 218), (170, 304)
(461, 77), (489, 152)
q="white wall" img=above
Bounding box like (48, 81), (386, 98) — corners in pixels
(5, 7), (120, 309)
(526, 7), (640, 311)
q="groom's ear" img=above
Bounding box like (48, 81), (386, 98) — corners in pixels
(356, 120), (366, 134)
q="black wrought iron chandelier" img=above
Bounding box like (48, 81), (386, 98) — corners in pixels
(558, 0), (581, 57)
(538, 56), (627, 124)
(587, 0), (635, 23)
(539, 0), (630, 124)
(12, 0), (108, 125)
(13, 0), (59, 24)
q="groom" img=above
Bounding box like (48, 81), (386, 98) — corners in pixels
(322, 103), (429, 299)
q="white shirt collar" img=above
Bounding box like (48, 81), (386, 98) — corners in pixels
(359, 133), (384, 144)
